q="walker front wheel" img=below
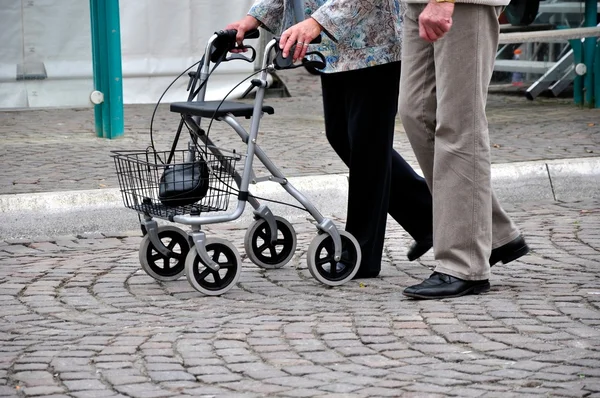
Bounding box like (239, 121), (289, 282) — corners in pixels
(185, 238), (242, 296)
(139, 225), (189, 281)
(307, 230), (361, 286)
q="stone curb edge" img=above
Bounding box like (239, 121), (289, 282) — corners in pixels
(1, 157), (598, 215)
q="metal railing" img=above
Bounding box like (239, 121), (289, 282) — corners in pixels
(495, 1), (599, 107)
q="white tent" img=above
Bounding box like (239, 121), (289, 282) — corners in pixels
(0, 0), (260, 109)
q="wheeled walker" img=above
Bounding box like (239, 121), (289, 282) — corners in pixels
(112, 29), (362, 295)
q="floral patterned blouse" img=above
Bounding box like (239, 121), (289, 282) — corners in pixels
(248, 0), (404, 74)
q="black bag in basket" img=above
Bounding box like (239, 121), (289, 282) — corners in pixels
(159, 158), (210, 207)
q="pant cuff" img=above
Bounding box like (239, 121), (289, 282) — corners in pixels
(492, 230), (521, 249)
(435, 265), (491, 282)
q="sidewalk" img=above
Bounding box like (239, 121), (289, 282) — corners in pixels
(0, 69), (599, 196)
(0, 69), (599, 397)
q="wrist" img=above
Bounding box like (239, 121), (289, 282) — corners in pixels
(309, 17), (323, 33)
(244, 15), (261, 29)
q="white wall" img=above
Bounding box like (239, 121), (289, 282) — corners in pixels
(0, 0), (258, 109)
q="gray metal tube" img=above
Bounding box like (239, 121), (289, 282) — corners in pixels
(172, 200), (247, 225)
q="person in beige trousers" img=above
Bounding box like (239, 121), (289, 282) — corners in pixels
(399, 0), (530, 299)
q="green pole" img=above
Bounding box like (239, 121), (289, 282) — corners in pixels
(596, 41), (600, 108)
(570, 39), (584, 106)
(583, 0), (597, 108)
(89, 0), (103, 137)
(89, 0), (124, 139)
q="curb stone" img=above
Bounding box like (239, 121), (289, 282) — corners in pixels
(0, 157), (598, 239)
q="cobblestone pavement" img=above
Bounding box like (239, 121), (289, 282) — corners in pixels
(0, 69), (599, 195)
(1, 66), (600, 397)
(1, 198), (599, 397)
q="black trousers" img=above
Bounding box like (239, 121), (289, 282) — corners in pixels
(320, 61), (433, 277)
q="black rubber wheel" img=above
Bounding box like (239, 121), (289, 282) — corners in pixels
(185, 238), (242, 296)
(244, 217), (297, 269)
(307, 230), (361, 286)
(139, 225), (189, 281)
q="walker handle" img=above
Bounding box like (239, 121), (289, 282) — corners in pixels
(211, 29), (260, 62)
(216, 29), (260, 43)
(243, 29), (260, 40)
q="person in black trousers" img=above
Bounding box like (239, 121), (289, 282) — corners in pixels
(320, 62), (432, 278)
(227, 0), (434, 279)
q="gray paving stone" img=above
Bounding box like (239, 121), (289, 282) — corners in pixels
(277, 388), (322, 397)
(222, 355), (263, 364)
(93, 363), (134, 370)
(355, 386), (412, 396)
(12, 363), (48, 371)
(318, 382), (362, 393)
(12, 371), (56, 387)
(144, 363), (184, 372)
(61, 380), (108, 392)
(69, 391), (119, 398)
(20, 386), (65, 396)
(300, 351), (347, 365)
(142, 356), (180, 364)
(263, 376), (325, 389)
(330, 364), (390, 377)
(145, 371), (196, 382)
(222, 380), (292, 395)
(195, 373), (243, 383)
(244, 368), (289, 380)
(98, 372), (147, 386)
(114, 383), (172, 398)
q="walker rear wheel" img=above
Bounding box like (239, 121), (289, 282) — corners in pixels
(307, 230), (361, 286)
(244, 216), (297, 269)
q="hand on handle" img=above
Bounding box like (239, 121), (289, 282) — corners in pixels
(225, 16), (261, 53)
(279, 18), (323, 62)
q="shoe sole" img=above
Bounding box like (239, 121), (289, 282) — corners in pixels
(402, 282), (491, 300)
(490, 244), (530, 266)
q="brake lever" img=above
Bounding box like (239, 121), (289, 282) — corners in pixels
(274, 46), (326, 71)
(225, 46), (256, 63)
(301, 51), (326, 70)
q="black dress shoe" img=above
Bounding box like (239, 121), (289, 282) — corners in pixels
(490, 235), (530, 266)
(403, 272), (490, 299)
(407, 237), (433, 261)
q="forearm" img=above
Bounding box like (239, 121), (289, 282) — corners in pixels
(248, 0), (284, 33)
(311, 0), (376, 42)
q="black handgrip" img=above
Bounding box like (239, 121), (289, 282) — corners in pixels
(215, 29), (260, 41)
(244, 29), (260, 40)
(210, 29), (260, 63)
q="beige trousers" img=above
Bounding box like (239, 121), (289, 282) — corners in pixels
(399, 3), (520, 281)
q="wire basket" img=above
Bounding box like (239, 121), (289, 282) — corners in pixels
(111, 149), (241, 219)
